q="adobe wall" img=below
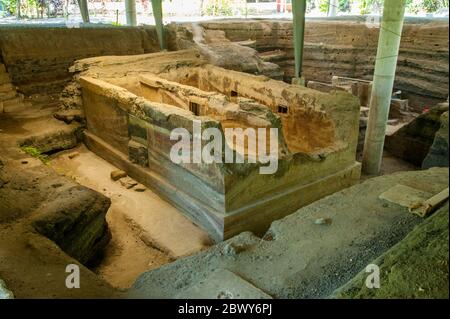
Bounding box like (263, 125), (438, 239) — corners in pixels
(0, 26), (161, 94)
(74, 50), (361, 241)
(172, 17), (449, 110)
(0, 17), (447, 110)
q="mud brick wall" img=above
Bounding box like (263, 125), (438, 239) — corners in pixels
(198, 18), (449, 110)
(0, 18), (448, 110)
(0, 26), (160, 95)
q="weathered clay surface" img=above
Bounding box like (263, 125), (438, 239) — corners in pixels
(171, 18), (448, 110)
(73, 49), (361, 241)
(168, 23), (283, 80)
(1, 63), (30, 113)
(18, 122), (83, 154)
(0, 150), (112, 266)
(1, 18), (447, 112)
(129, 168), (448, 298)
(385, 102), (449, 166)
(31, 184), (112, 266)
(0, 95), (117, 298)
(0, 26), (161, 94)
(0, 151), (118, 297)
(422, 110), (449, 169)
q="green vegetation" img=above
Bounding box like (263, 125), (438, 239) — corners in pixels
(334, 203), (449, 299)
(205, 0), (233, 16)
(20, 145), (50, 165)
(317, 0), (354, 14)
(0, 0), (66, 18)
(0, 0), (18, 15)
(0, 0), (448, 20)
(314, 0), (449, 15)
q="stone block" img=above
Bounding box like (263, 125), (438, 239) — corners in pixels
(111, 169), (127, 181)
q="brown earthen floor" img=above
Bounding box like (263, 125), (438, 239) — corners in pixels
(50, 145), (212, 289)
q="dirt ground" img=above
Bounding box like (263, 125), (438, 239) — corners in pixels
(359, 150), (419, 182)
(0, 152), (118, 298)
(50, 145), (212, 289)
(0, 93), (440, 298)
(0, 96), (120, 298)
(129, 168), (448, 298)
(92, 206), (173, 290)
(0, 94), (210, 295)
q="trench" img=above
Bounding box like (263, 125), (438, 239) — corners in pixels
(0, 91), (212, 290)
(49, 144), (213, 289)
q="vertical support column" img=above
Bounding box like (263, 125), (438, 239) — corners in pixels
(16, 0), (21, 18)
(328, 0), (338, 17)
(151, 0), (166, 50)
(77, 0), (90, 23)
(291, 0), (307, 86)
(64, 0), (69, 18)
(125, 0), (137, 26)
(362, 0), (406, 175)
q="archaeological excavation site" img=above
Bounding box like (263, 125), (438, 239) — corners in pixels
(0, 0), (449, 303)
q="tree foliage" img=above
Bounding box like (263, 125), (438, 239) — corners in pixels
(0, 0), (18, 15)
(1, 0), (449, 19)
(316, 0), (448, 14)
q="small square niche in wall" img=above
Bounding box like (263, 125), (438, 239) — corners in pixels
(189, 101), (200, 116)
(278, 105), (288, 114)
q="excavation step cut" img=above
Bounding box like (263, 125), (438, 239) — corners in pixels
(174, 269), (272, 299)
(379, 184), (432, 209)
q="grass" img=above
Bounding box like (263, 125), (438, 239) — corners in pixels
(20, 146), (50, 165)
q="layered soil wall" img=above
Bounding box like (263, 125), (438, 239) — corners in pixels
(0, 17), (448, 110)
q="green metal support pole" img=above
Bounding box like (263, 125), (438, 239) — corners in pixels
(328, 0), (338, 17)
(77, 0), (90, 23)
(362, 0), (406, 175)
(125, 0), (137, 26)
(151, 0), (166, 50)
(16, 0), (21, 19)
(291, 0), (307, 86)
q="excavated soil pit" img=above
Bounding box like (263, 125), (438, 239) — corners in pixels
(76, 50), (363, 241)
(0, 93), (211, 291)
(50, 145), (212, 289)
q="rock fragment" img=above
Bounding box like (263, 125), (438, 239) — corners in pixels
(134, 184), (146, 192)
(67, 152), (79, 159)
(111, 170), (127, 181)
(120, 177), (138, 189)
(314, 217), (332, 225)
